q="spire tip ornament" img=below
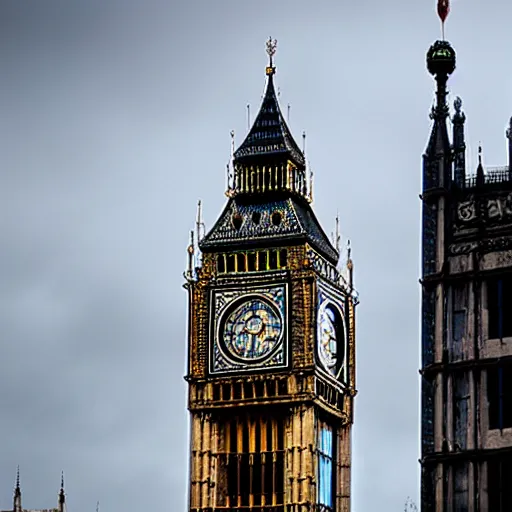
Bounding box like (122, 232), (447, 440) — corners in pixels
(266, 37), (277, 76)
(437, 0), (450, 40)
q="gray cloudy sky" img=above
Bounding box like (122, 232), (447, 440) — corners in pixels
(1, 0), (511, 511)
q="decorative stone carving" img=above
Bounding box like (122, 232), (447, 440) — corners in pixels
(456, 193), (512, 226)
(457, 200), (476, 222)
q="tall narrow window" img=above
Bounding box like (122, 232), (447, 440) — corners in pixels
(248, 252), (256, 272)
(279, 249), (287, 268)
(257, 251), (267, 271)
(269, 250), (278, 269)
(453, 464), (468, 512)
(236, 253), (246, 272)
(487, 365), (512, 430)
(217, 254), (226, 273)
(451, 284), (467, 361)
(220, 415), (284, 508)
(488, 276), (512, 339)
(488, 458), (512, 511)
(226, 254), (236, 273)
(317, 420), (334, 511)
(453, 373), (469, 450)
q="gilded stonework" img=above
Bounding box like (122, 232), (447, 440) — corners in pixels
(184, 41), (357, 512)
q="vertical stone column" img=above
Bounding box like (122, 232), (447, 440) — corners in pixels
(200, 413), (212, 508)
(189, 413), (201, 509)
(337, 425), (351, 512)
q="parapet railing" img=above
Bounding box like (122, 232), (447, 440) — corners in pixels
(465, 166), (510, 188)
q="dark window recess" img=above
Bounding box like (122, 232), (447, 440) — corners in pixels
(217, 255), (225, 273)
(266, 381), (276, 397)
(487, 365), (512, 430)
(233, 383), (242, 400)
(269, 250), (278, 269)
(213, 385), (220, 401)
(488, 276), (512, 339)
(243, 382), (253, 399)
(279, 249), (287, 268)
(258, 251), (267, 271)
(272, 211), (282, 226)
(248, 253), (256, 271)
(222, 384), (231, 401)
(255, 381), (265, 397)
(488, 458), (512, 512)
(227, 254), (236, 272)
(252, 211), (261, 225)
(232, 214), (243, 230)
(236, 253), (246, 272)
(278, 379), (287, 396)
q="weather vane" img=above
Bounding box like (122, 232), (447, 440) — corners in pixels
(437, 0), (450, 40)
(266, 37), (277, 75)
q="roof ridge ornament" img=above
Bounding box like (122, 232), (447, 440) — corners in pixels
(266, 37), (277, 76)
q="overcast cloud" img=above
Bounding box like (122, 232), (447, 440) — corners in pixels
(1, 1), (511, 511)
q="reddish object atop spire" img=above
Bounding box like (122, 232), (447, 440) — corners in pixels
(438, 0), (450, 23)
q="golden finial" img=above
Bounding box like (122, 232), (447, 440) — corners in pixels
(266, 37), (277, 76)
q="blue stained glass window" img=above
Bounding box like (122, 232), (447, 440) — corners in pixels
(317, 421), (333, 509)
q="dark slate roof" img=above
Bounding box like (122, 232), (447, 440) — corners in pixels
(199, 197), (338, 264)
(233, 74), (305, 167)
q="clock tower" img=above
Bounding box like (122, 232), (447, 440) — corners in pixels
(184, 39), (358, 512)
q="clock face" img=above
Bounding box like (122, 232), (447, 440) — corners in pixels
(210, 284), (287, 374)
(220, 297), (283, 362)
(317, 301), (345, 377)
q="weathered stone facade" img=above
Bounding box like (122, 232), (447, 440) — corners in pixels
(421, 39), (512, 511)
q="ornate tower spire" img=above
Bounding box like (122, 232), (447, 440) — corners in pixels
(231, 38), (307, 199)
(424, 39), (456, 190)
(452, 96), (466, 188)
(13, 466), (22, 512)
(58, 471), (66, 512)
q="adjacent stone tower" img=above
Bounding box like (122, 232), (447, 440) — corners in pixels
(421, 39), (512, 511)
(184, 40), (358, 512)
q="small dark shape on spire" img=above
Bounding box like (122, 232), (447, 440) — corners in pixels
(476, 144), (485, 186)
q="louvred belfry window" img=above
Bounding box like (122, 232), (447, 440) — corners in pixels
(317, 420), (335, 511)
(217, 414), (284, 509)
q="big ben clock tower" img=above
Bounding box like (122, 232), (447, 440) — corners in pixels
(184, 39), (358, 512)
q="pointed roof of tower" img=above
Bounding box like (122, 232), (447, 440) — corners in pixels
(13, 467), (22, 512)
(233, 38), (305, 168)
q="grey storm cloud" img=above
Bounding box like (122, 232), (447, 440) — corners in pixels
(1, 0), (511, 511)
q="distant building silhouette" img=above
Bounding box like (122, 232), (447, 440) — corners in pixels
(2, 469), (66, 512)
